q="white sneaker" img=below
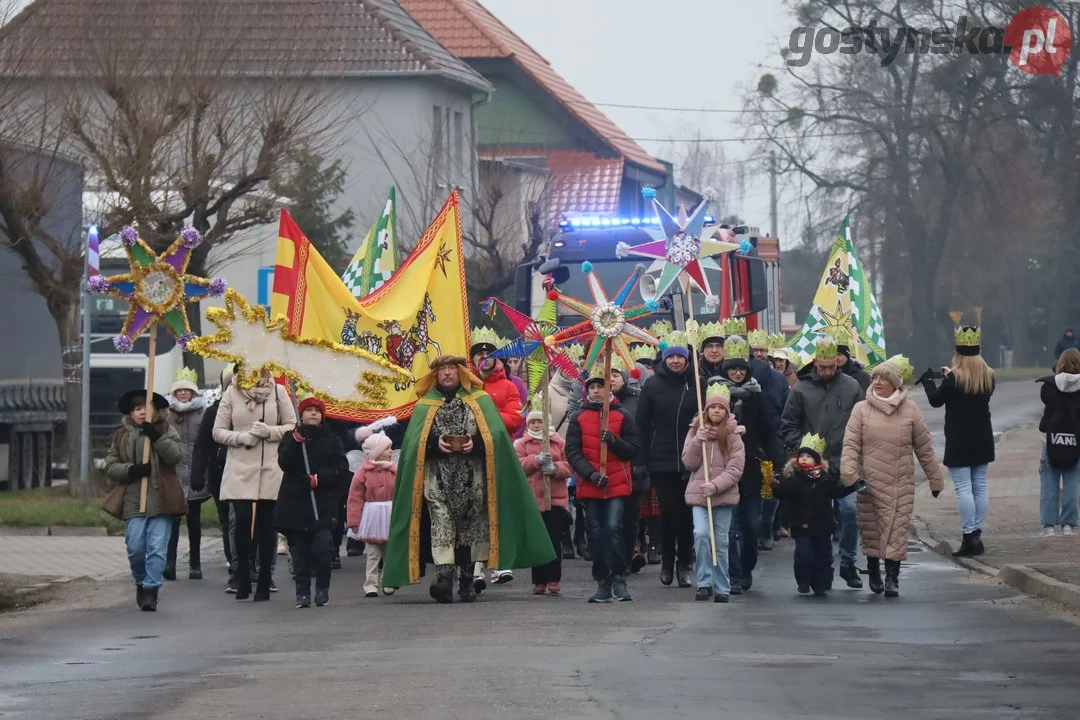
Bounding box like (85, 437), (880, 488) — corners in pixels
(1064, 525), (1075, 536)
(1040, 526), (1057, 537)
(277, 534), (288, 555)
(491, 569), (514, 584)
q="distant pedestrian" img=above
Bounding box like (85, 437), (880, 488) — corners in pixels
(164, 367), (211, 581)
(347, 430), (398, 598)
(841, 357), (944, 597)
(515, 409), (572, 596)
(918, 326), (995, 557)
(1053, 328), (1079, 362)
(103, 390), (185, 611)
(1036, 348), (1080, 537)
(681, 384), (744, 603)
(276, 397), (349, 608)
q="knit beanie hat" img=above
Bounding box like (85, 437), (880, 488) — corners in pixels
(298, 396), (326, 417)
(526, 409), (544, 424)
(871, 361), (902, 389)
(362, 432), (393, 459)
(661, 345), (689, 361)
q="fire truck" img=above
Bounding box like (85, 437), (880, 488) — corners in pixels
(514, 217), (781, 332)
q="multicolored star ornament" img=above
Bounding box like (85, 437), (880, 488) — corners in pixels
(616, 187), (740, 300)
(88, 226), (227, 352)
(546, 262), (660, 375)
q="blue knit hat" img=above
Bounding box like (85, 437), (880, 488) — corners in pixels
(661, 346), (689, 361)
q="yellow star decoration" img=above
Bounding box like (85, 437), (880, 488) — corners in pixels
(818, 302), (856, 344)
(187, 289), (412, 409)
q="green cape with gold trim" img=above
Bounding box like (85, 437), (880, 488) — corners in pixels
(382, 381), (556, 588)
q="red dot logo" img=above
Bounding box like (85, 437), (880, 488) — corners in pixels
(1005, 7), (1071, 76)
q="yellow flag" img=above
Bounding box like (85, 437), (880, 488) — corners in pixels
(271, 192), (471, 422)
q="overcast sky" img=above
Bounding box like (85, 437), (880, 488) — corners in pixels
(482, 0), (792, 235)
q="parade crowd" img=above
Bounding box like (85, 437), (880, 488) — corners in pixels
(101, 321), (1080, 612)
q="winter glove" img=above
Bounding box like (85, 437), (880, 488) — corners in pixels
(932, 490), (940, 498)
(310, 474), (319, 490)
(702, 481), (718, 496)
(139, 422), (162, 443)
(600, 430), (617, 446)
(250, 421), (271, 439)
(696, 426), (717, 442)
(236, 432), (259, 448)
(854, 480), (868, 494)
(539, 459), (557, 476)
(535, 451), (552, 466)
(917, 367), (936, 385)
(589, 472), (609, 489)
(127, 462), (152, 481)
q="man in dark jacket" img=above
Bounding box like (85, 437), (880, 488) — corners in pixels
(836, 342), (872, 393)
(635, 343), (701, 588)
(1054, 328), (1079, 362)
(781, 337), (865, 588)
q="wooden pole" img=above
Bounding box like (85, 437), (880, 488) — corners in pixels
(138, 323), (158, 514)
(597, 342), (613, 494)
(541, 368), (553, 511)
(687, 292), (718, 566)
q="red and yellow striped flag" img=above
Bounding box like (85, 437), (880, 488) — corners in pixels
(271, 192), (471, 421)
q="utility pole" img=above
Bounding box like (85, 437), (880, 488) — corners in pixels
(769, 151), (778, 239)
(79, 227), (96, 502)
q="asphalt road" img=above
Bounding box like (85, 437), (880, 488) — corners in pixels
(2, 531), (1078, 720)
(911, 378), (1042, 457)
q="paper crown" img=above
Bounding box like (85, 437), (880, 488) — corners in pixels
(564, 343), (586, 363)
(631, 343), (655, 361)
(528, 391), (544, 411)
(174, 366), (198, 384)
(648, 320), (673, 339)
(887, 354), (914, 384)
(699, 321), (725, 343)
(747, 329), (769, 348)
(799, 433), (827, 456)
(767, 333), (787, 352)
(721, 317), (747, 336)
(706, 382), (731, 403)
(814, 336), (839, 361)
(682, 319), (702, 347)
(955, 326), (981, 347)
(658, 329), (688, 351)
(470, 326), (505, 350)
(822, 326), (854, 347)
(724, 335), (750, 361)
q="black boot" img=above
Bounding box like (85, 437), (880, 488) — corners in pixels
(235, 563), (252, 600)
(141, 586), (159, 612)
(429, 567), (454, 604)
(676, 566), (692, 588)
(188, 545), (202, 580)
(950, 533), (976, 561)
(295, 577), (311, 608)
(866, 557), (884, 594)
(577, 543), (592, 562)
(346, 538), (364, 557)
(839, 564), (863, 589)
(253, 570), (271, 602)
(884, 560), (900, 597)
(971, 529), (985, 556)
(660, 563), (674, 586)
(458, 566), (477, 603)
(135, 583), (144, 609)
(647, 545), (661, 565)
(162, 564), (176, 582)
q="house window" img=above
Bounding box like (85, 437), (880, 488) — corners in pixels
(453, 110), (464, 179)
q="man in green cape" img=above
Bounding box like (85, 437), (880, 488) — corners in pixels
(383, 355), (556, 602)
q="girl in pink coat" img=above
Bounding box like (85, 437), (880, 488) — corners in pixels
(681, 385), (745, 603)
(514, 409), (572, 596)
(347, 432), (397, 597)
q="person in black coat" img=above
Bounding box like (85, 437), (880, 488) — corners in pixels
(275, 397), (349, 608)
(836, 342), (872, 393)
(635, 344), (702, 587)
(190, 370), (234, 587)
(918, 329), (996, 556)
(711, 335), (784, 593)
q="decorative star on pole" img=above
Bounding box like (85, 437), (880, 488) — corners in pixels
(88, 226), (227, 351)
(546, 262), (660, 374)
(616, 186), (742, 301)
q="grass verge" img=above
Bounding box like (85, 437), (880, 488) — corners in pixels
(0, 486), (220, 534)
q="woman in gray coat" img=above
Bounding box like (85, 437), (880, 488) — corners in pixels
(164, 369), (211, 581)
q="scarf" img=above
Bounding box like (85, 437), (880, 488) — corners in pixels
(526, 427), (555, 440)
(240, 383), (274, 410)
(872, 389), (901, 402)
(370, 459), (393, 469)
(168, 395), (207, 414)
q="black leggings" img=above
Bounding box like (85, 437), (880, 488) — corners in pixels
(654, 471), (693, 568)
(167, 497), (208, 568)
(231, 500), (277, 592)
(531, 509), (567, 585)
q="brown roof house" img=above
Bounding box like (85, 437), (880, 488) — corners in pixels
(399, 0), (671, 241)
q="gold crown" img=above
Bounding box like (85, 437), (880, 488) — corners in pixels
(887, 354), (914, 384)
(814, 336), (839, 361)
(661, 329), (687, 350)
(706, 382), (731, 403)
(470, 326), (505, 350)
(699, 321), (724, 343)
(631, 343), (655, 361)
(822, 326), (854, 347)
(648, 320), (673, 338)
(174, 366), (198, 384)
(528, 391), (544, 411)
(767, 333), (787, 352)
(721, 317), (747, 336)
(682, 319), (702, 347)
(799, 433), (826, 456)
(564, 343), (586, 363)
(955, 326), (981, 347)
(747, 329), (769, 348)
(724, 335), (750, 361)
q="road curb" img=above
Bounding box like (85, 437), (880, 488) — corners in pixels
(999, 565), (1080, 611)
(909, 517), (999, 577)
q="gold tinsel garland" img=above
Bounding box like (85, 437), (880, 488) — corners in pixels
(760, 459), (774, 500)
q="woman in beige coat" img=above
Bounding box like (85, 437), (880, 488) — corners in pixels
(841, 358), (944, 598)
(213, 371), (296, 601)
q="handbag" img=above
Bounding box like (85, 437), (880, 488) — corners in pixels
(101, 483), (126, 520)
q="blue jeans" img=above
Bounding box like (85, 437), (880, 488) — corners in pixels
(835, 493), (858, 567)
(1039, 444), (1080, 527)
(125, 515), (173, 589)
(948, 465), (989, 533)
(584, 498), (626, 582)
(693, 505), (733, 595)
(727, 492), (761, 582)
(760, 497), (779, 534)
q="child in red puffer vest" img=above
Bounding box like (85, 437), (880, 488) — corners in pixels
(566, 375), (639, 604)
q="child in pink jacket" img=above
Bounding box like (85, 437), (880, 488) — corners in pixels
(347, 432), (397, 597)
(515, 409), (572, 596)
(681, 385), (745, 603)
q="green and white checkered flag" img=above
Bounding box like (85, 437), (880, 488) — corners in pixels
(788, 215), (886, 366)
(342, 187), (397, 299)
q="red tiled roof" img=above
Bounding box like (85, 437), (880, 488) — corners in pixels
(547, 151), (625, 218)
(0, 0), (491, 91)
(399, 0), (667, 175)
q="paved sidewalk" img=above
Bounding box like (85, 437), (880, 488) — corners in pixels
(913, 425), (1080, 607)
(0, 534), (222, 581)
